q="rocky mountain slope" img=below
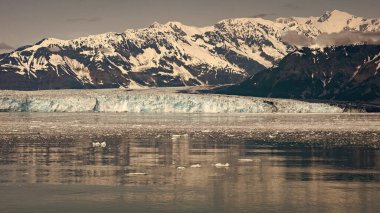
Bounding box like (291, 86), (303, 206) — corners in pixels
(0, 10), (379, 90)
(219, 45), (380, 103)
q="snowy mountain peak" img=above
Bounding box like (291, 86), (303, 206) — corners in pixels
(149, 21), (162, 28)
(318, 10), (354, 22)
(164, 21), (211, 36)
(219, 17), (280, 27)
(36, 38), (68, 47)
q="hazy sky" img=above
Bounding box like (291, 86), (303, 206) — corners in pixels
(0, 0), (379, 49)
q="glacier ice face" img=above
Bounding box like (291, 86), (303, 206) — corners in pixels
(0, 87), (360, 113)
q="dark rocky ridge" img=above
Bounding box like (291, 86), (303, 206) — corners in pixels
(217, 45), (380, 103)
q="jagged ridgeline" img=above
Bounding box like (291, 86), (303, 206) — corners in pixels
(219, 45), (380, 102)
(0, 10), (379, 90)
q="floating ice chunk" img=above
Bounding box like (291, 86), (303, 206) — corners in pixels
(238, 159), (253, 162)
(171, 135), (181, 140)
(190, 164), (201, 168)
(214, 163), (230, 168)
(126, 173), (148, 176)
(92, 142), (100, 147)
(172, 134), (189, 140)
(92, 141), (107, 147)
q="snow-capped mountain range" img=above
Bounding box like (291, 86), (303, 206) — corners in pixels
(0, 10), (379, 90)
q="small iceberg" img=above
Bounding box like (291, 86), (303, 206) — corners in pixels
(92, 141), (107, 148)
(171, 135), (181, 140)
(238, 159), (253, 162)
(126, 173), (148, 176)
(171, 134), (189, 140)
(92, 142), (100, 147)
(214, 163), (230, 168)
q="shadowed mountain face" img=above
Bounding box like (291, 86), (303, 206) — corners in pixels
(220, 45), (380, 102)
(0, 10), (379, 90)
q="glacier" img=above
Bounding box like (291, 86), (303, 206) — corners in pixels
(0, 87), (362, 113)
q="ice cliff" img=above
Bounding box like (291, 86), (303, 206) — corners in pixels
(0, 88), (361, 113)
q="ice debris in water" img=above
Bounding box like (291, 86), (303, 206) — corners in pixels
(190, 164), (201, 168)
(171, 134), (189, 140)
(238, 159), (253, 162)
(215, 163), (230, 168)
(171, 135), (182, 140)
(126, 173), (148, 176)
(92, 141), (106, 148)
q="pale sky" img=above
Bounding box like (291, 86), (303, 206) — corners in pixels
(0, 0), (379, 50)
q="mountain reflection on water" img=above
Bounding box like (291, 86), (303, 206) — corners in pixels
(0, 113), (380, 212)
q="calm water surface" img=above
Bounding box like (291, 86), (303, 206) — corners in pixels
(0, 113), (380, 212)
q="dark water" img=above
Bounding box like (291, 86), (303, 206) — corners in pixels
(0, 113), (380, 212)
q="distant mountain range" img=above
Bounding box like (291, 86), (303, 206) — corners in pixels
(217, 45), (380, 103)
(0, 10), (379, 90)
